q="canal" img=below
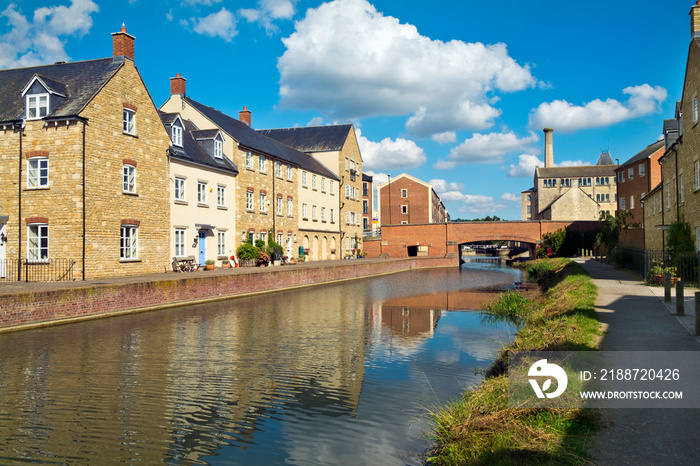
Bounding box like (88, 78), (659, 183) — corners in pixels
(0, 261), (520, 465)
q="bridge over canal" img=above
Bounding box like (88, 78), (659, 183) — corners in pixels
(364, 220), (600, 264)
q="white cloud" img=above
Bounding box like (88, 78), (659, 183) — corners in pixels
(529, 84), (667, 132)
(430, 179), (464, 193)
(191, 8), (237, 41)
(432, 131), (457, 145)
(430, 178), (507, 214)
(439, 131), (538, 166)
(501, 193), (520, 202)
(278, 0), (536, 137)
(239, 0), (297, 34)
(0, 0), (99, 69)
(507, 153), (542, 177)
(182, 0), (222, 5)
(356, 129), (426, 171)
(307, 116), (324, 126)
(364, 170), (389, 186)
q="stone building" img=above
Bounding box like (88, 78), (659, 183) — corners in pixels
(523, 128), (617, 221)
(648, 2), (700, 255)
(375, 173), (447, 226)
(161, 78), (340, 261)
(614, 140), (664, 249)
(160, 112), (238, 266)
(259, 125), (365, 257)
(0, 26), (170, 280)
(642, 182), (664, 251)
(362, 173), (374, 233)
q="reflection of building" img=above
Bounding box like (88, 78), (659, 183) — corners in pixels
(523, 128), (617, 221)
(376, 173), (447, 226)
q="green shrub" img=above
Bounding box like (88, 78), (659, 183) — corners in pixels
(237, 243), (259, 261)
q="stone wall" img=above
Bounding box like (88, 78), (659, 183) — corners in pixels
(0, 258), (453, 332)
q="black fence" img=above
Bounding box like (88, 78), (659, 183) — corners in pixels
(0, 258), (76, 282)
(613, 249), (699, 285)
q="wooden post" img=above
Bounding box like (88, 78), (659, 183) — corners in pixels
(665, 273), (672, 302)
(676, 280), (684, 316)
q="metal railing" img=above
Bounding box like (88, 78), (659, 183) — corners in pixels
(363, 227), (381, 238)
(0, 258), (76, 282)
(613, 249), (699, 285)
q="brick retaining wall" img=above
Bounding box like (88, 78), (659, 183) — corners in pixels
(0, 257), (455, 333)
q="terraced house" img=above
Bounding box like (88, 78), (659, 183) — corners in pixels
(0, 26), (170, 280)
(160, 76), (341, 260)
(259, 125), (365, 257)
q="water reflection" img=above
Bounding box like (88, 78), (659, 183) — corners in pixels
(0, 265), (519, 465)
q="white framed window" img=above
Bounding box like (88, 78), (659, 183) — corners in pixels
(680, 174), (685, 204)
(26, 94), (49, 119)
(694, 97), (698, 124)
(401, 205), (408, 214)
(123, 108), (135, 135)
(527, 205), (531, 214)
(302, 203), (307, 219)
(175, 228), (185, 257)
(217, 231), (226, 256)
(27, 157), (49, 188)
(277, 232), (283, 245)
(27, 223), (48, 262)
(363, 199), (369, 214)
(276, 161), (281, 177)
(345, 185), (351, 198)
(214, 139), (223, 159)
(330, 180), (335, 194)
(639, 164), (645, 177)
(217, 185), (226, 207)
(628, 168), (634, 180)
(302, 171), (307, 187)
(401, 189), (407, 198)
(123, 164), (136, 193)
(321, 177), (326, 192)
(260, 231), (266, 244)
(172, 125), (182, 147)
(120, 225), (138, 260)
(666, 182), (671, 209)
(197, 181), (207, 204)
(259, 155), (266, 172)
(619, 172), (625, 183)
(312, 174), (317, 189)
(276, 196), (282, 215)
(630, 195), (634, 210)
(246, 152), (253, 169)
(312, 205), (317, 220)
(330, 208), (335, 222)
(696, 227), (700, 252)
(620, 197), (626, 210)
(287, 165), (293, 180)
(287, 198), (293, 216)
(259, 192), (266, 211)
(175, 177), (186, 201)
(695, 160), (700, 191)
(246, 190), (254, 210)
(321, 207), (326, 222)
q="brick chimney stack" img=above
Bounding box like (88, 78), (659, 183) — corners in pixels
(170, 73), (186, 96)
(112, 23), (135, 60)
(691, 1), (700, 40)
(239, 106), (251, 126)
(543, 127), (554, 168)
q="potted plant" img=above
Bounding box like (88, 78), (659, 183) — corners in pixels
(204, 259), (215, 270)
(221, 259), (231, 268)
(257, 251), (270, 267)
(648, 261), (679, 285)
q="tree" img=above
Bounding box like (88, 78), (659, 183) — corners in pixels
(666, 218), (694, 257)
(596, 210), (632, 252)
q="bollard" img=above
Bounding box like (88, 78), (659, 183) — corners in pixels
(665, 273), (672, 302)
(696, 292), (700, 336)
(676, 280), (684, 316)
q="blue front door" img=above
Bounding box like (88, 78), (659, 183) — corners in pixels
(198, 230), (206, 264)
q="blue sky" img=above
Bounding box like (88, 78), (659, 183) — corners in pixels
(0, 0), (692, 219)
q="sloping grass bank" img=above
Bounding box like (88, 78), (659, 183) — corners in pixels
(428, 258), (602, 465)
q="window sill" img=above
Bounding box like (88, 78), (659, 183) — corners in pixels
(287, 179), (293, 183)
(197, 203), (209, 208)
(259, 211), (268, 215)
(217, 206), (228, 210)
(123, 191), (138, 197)
(26, 260), (49, 265)
(174, 200), (188, 205)
(312, 219), (318, 222)
(25, 186), (49, 191)
(302, 217), (309, 221)
(123, 132), (138, 138)
(120, 259), (141, 263)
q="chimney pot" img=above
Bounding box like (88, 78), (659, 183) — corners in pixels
(691, 2), (700, 40)
(239, 107), (252, 126)
(112, 24), (135, 61)
(170, 73), (186, 96)
(543, 127), (554, 168)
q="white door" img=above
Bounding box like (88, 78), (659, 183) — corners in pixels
(0, 223), (6, 278)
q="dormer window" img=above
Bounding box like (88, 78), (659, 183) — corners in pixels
(214, 138), (223, 159)
(172, 125), (182, 147)
(27, 94), (49, 119)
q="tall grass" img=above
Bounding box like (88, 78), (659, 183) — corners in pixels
(428, 258), (602, 465)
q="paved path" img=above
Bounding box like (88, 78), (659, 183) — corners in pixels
(575, 259), (700, 465)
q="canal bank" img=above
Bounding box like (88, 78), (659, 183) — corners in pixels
(0, 257), (455, 333)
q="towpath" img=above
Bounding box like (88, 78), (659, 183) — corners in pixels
(575, 259), (700, 465)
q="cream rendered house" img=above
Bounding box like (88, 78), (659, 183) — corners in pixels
(296, 168), (341, 260)
(161, 112), (238, 267)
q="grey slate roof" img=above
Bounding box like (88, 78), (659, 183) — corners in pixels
(596, 151), (614, 165)
(0, 57), (125, 123)
(535, 164), (616, 178)
(257, 125), (353, 153)
(617, 140), (664, 169)
(362, 173), (372, 182)
(183, 97), (338, 180)
(160, 112), (238, 174)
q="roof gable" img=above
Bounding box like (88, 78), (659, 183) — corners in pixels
(257, 125), (353, 153)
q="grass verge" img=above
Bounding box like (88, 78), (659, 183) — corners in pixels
(428, 258), (603, 465)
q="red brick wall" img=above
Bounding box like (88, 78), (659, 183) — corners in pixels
(379, 177), (431, 225)
(0, 258), (454, 332)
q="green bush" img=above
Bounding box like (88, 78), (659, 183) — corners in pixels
(237, 243), (259, 261)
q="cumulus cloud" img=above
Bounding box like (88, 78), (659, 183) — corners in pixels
(529, 84), (667, 132)
(437, 131), (538, 167)
(432, 131), (457, 145)
(356, 129), (426, 171)
(239, 0), (297, 34)
(182, 0), (222, 5)
(507, 154), (542, 177)
(501, 192), (520, 202)
(430, 178), (506, 214)
(278, 0), (536, 138)
(190, 8), (237, 41)
(0, 0), (99, 69)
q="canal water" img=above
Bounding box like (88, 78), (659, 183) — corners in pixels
(0, 261), (520, 465)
